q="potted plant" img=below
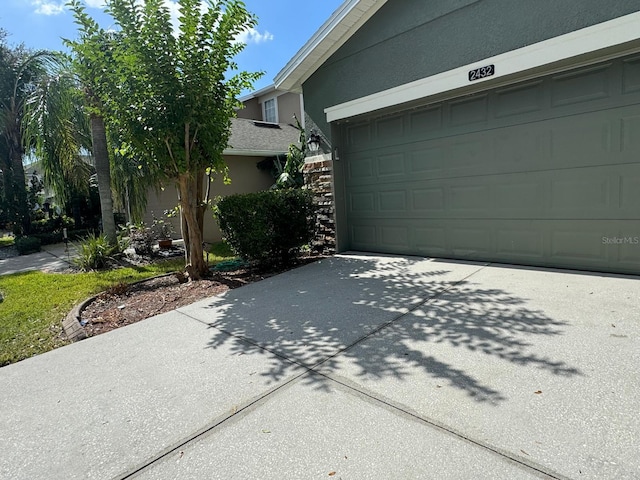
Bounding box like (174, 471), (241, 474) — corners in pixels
(152, 213), (175, 249)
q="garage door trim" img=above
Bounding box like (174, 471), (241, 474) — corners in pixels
(325, 11), (640, 123)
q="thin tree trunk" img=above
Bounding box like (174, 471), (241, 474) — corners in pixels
(90, 114), (116, 243)
(177, 182), (191, 264)
(125, 184), (132, 224)
(178, 173), (207, 280)
(196, 168), (205, 236)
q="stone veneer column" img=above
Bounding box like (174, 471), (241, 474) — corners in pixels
(303, 153), (336, 255)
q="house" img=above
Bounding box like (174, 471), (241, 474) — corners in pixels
(237, 85), (305, 127)
(275, 0), (640, 275)
(143, 87), (302, 242)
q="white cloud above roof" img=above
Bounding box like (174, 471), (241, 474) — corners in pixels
(30, 0), (273, 47)
(83, 0), (106, 7)
(238, 27), (274, 45)
(32, 1), (65, 15)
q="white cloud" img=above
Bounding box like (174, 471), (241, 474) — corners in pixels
(64, 0), (261, 44)
(32, 1), (65, 15)
(83, 0), (106, 7)
(237, 27), (274, 45)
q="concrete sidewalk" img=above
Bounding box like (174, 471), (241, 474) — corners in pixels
(0, 242), (77, 275)
(0, 253), (638, 479)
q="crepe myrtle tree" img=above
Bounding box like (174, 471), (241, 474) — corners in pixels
(67, 0), (262, 279)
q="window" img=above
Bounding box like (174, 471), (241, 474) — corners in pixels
(263, 98), (277, 123)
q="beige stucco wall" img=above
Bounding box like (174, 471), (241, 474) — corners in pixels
(237, 97), (261, 120)
(237, 91), (302, 124)
(277, 92), (302, 125)
(143, 155), (274, 243)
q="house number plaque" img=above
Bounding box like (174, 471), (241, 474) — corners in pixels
(468, 65), (495, 82)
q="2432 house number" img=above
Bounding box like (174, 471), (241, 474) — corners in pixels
(468, 65), (495, 82)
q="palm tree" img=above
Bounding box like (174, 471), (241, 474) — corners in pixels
(2, 30), (125, 242)
(22, 64), (92, 208)
(88, 106), (116, 242)
(22, 56), (146, 243)
(0, 39), (55, 234)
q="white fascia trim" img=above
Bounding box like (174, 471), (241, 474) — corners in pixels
(274, 0), (388, 92)
(223, 149), (286, 157)
(238, 84), (276, 103)
(325, 11), (640, 123)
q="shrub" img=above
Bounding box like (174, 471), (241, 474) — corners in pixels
(15, 236), (42, 255)
(214, 189), (315, 269)
(73, 233), (118, 271)
(31, 217), (57, 234)
(69, 228), (99, 241)
(120, 223), (155, 255)
(32, 232), (64, 246)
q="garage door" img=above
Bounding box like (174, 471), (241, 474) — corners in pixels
(339, 54), (640, 274)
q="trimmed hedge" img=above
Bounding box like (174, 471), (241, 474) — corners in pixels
(30, 228), (99, 246)
(32, 232), (63, 245)
(214, 189), (315, 269)
(15, 236), (42, 255)
(30, 216), (75, 235)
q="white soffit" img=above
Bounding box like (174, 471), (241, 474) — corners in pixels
(274, 0), (388, 93)
(325, 11), (640, 123)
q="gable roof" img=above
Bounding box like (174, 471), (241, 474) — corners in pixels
(224, 118), (299, 157)
(274, 0), (387, 93)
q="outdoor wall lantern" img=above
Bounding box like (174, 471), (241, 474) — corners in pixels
(307, 132), (321, 154)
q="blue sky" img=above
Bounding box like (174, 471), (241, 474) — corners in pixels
(0, 0), (344, 91)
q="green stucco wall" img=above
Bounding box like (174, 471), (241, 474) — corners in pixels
(303, 0), (640, 139)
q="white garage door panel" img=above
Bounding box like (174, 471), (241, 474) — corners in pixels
(340, 54), (640, 274)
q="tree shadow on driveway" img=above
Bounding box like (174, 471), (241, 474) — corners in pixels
(177, 253), (581, 405)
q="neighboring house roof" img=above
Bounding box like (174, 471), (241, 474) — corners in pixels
(274, 0), (388, 92)
(224, 118), (299, 157)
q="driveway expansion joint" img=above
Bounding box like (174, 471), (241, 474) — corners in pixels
(117, 263), (505, 479)
(312, 371), (572, 480)
(113, 368), (313, 480)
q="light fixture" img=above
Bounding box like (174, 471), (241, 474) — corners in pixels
(306, 132), (321, 153)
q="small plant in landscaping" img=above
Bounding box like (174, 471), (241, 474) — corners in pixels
(152, 217), (174, 240)
(274, 115), (307, 189)
(121, 222), (155, 255)
(152, 209), (178, 240)
(106, 282), (129, 296)
(73, 233), (118, 271)
(152, 211), (177, 249)
(213, 189), (315, 269)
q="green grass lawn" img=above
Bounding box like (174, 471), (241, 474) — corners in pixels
(0, 235), (14, 247)
(206, 240), (235, 262)
(0, 242), (236, 367)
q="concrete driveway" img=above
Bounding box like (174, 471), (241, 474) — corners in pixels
(0, 253), (638, 479)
